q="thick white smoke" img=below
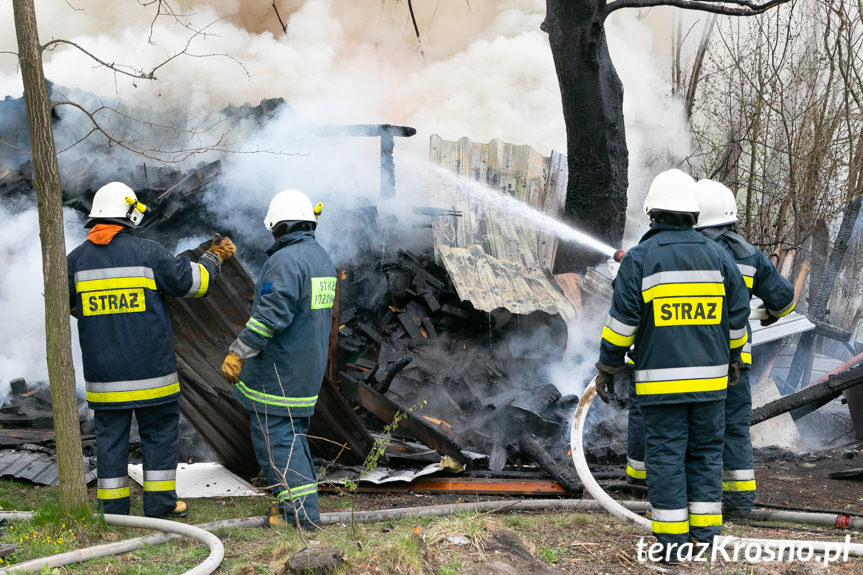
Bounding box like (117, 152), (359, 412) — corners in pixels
(0, 203), (86, 401)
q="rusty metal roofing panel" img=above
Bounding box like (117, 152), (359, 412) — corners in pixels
(428, 136), (577, 325)
(169, 241), (373, 476)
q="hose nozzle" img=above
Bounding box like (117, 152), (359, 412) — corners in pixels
(613, 249), (625, 262)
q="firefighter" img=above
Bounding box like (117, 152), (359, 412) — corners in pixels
(68, 181), (236, 518)
(220, 189), (335, 529)
(595, 169), (750, 558)
(695, 179), (795, 522)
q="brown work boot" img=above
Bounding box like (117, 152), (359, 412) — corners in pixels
(266, 506), (287, 528)
(160, 501), (188, 519)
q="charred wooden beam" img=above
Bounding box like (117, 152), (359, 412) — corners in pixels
(313, 124), (416, 198)
(812, 320), (853, 342)
(338, 373), (467, 465)
(751, 362), (863, 425)
(518, 433), (582, 495)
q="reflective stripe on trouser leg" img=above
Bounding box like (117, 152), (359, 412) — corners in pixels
(689, 501), (722, 529)
(643, 403), (690, 547)
(136, 402), (180, 517)
(249, 409), (320, 526)
(94, 408), (133, 515)
(626, 371), (647, 484)
(723, 369), (755, 517)
(684, 399), (724, 542)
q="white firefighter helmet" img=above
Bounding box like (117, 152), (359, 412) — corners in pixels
(695, 179), (738, 229)
(643, 169), (699, 216)
(88, 181), (146, 226)
(264, 189), (316, 230)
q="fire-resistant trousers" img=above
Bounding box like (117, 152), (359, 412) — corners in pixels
(722, 368), (755, 518)
(643, 399), (725, 549)
(249, 411), (319, 527)
(626, 370), (647, 485)
(94, 401), (179, 517)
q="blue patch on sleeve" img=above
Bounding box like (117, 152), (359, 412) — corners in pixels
(261, 281), (273, 295)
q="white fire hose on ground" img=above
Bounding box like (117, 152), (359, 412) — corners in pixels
(0, 513), (224, 575)
(570, 376), (863, 558)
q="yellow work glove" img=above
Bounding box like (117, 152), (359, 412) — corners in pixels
(221, 352), (244, 384)
(208, 234), (236, 262)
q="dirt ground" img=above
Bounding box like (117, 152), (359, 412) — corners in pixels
(317, 443), (863, 574)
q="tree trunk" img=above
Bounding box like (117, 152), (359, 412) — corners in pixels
(13, 0), (87, 512)
(546, 0), (629, 274)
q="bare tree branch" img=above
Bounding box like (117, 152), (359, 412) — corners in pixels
(604, 0), (791, 20)
(52, 100), (306, 164)
(272, 0), (288, 34)
(407, 0), (428, 65)
(41, 16), (249, 83)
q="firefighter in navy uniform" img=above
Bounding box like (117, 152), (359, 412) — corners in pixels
(68, 181), (236, 518)
(595, 169), (750, 557)
(220, 189), (335, 529)
(695, 179), (795, 523)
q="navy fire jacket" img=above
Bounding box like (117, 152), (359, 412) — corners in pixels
(599, 223), (751, 406)
(232, 230), (336, 418)
(700, 225), (795, 366)
(67, 230), (219, 409)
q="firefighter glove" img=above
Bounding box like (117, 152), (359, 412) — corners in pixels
(208, 234), (236, 262)
(728, 360), (742, 387)
(595, 361), (627, 404)
(221, 352), (244, 384)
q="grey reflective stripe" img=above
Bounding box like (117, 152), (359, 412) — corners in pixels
(143, 469), (177, 481)
(98, 476), (129, 489)
(184, 262), (202, 298)
(723, 469), (755, 481)
(75, 266), (155, 283)
(642, 270), (724, 291)
(86, 372), (179, 393)
(737, 264), (757, 277)
(606, 314), (638, 336)
(689, 501), (721, 514)
(730, 327), (747, 340)
(636, 364), (728, 382)
(627, 457), (645, 471)
(769, 300), (795, 317)
(651, 507), (689, 522)
(743, 341), (752, 353)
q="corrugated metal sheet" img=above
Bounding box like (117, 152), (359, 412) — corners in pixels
(428, 136), (577, 325)
(0, 450), (96, 486)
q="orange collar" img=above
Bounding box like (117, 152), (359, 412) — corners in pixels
(87, 224), (125, 245)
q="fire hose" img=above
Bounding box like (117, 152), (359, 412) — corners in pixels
(570, 375), (863, 558)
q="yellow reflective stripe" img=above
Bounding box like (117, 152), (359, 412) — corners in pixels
(86, 382), (180, 404)
(246, 318), (274, 338)
(636, 376), (727, 396)
(97, 487), (130, 500)
(626, 465), (646, 480)
(743, 276), (754, 288)
(730, 331), (748, 349)
(76, 277), (156, 293)
(723, 480), (756, 492)
(652, 520), (689, 534)
(143, 480), (176, 492)
(770, 300), (796, 318)
(642, 282), (725, 303)
(602, 326), (635, 347)
(194, 264), (210, 298)
(690, 514), (723, 527)
(741, 352), (752, 365)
